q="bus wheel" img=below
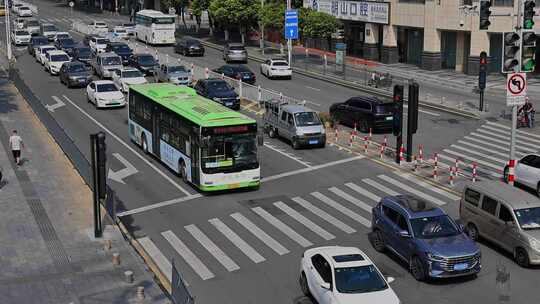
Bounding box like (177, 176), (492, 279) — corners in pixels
(180, 162), (188, 183)
(141, 134), (148, 154)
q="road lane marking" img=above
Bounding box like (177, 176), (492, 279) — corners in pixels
(450, 144), (507, 164)
(61, 95), (194, 196)
(461, 137), (525, 158)
(263, 143), (312, 167)
(403, 104), (440, 117)
(117, 195), (201, 217)
(328, 187), (373, 214)
(185, 224), (240, 272)
(305, 86), (321, 92)
(273, 201), (335, 240)
(292, 197), (356, 234)
(437, 154), (501, 178)
(362, 178), (400, 196)
(481, 124), (540, 145)
(378, 175), (447, 206)
(161, 230), (215, 280)
(486, 121), (540, 140)
(252, 207), (313, 247)
(138, 237), (173, 282)
(230, 213), (289, 255)
(476, 128), (538, 150)
(261, 155), (364, 183)
(311, 192), (371, 227)
(209, 218), (266, 264)
(443, 149), (503, 170)
(46, 95), (66, 112)
(107, 152), (138, 184)
(469, 132), (536, 153)
(345, 182), (381, 202)
(392, 172), (461, 201)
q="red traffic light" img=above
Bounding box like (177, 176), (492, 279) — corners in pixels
(394, 95), (402, 102)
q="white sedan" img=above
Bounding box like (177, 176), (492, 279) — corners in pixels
(505, 153), (540, 196)
(44, 50), (70, 75)
(300, 246), (400, 304)
(53, 32), (71, 42)
(86, 80), (126, 108)
(36, 45), (57, 65)
(112, 68), (148, 93)
(260, 58), (292, 79)
(11, 30), (31, 45)
(17, 6), (32, 17)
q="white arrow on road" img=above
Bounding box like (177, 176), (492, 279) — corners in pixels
(46, 96), (66, 112)
(108, 153), (138, 184)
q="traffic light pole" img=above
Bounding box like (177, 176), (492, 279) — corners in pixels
(90, 134), (102, 238)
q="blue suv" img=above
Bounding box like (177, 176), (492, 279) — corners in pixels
(371, 195), (481, 281)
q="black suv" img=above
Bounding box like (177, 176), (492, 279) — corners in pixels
(128, 53), (159, 76)
(105, 42), (133, 64)
(174, 38), (205, 56)
(72, 46), (92, 65)
(194, 78), (239, 110)
(27, 35), (49, 56)
(213, 64), (256, 85)
(55, 37), (77, 55)
(59, 62), (92, 88)
(330, 96), (396, 133)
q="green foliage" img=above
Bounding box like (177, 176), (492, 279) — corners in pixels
(259, 1), (285, 31)
(302, 9), (340, 39)
(191, 0), (210, 16)
(161, 0), (188, 11)
(209, 0), (260, 29)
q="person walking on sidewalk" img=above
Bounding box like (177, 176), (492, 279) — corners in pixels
(9, 130), (24, 165)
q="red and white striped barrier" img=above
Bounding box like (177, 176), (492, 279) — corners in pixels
(418, 145), (424, 163)
(352, 123), (357, 141)
(454, 158), (460, 176)
(399, 144), (404, 164)
(433, 153), (438, 180)
(508, 159), (516, 185)
(364, 136), (368, 153)
(334, 126), (339, 142)
(349, 131), (354, 147)
(379, 144), (384, 159)
(449, 166), (454, 186)
(472, 162), (477, 182)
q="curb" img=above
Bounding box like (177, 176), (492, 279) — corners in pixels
(197, 39), (480, 119)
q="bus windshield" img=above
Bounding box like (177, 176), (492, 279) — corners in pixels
(202, 133), (258, 173)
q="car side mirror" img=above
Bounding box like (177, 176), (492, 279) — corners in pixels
(386, 276), (395, 284)
(320, 282), (331, 290)
(399, 230), (411, 238)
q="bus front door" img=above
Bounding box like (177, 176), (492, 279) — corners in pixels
(190, 141), (200, 185)
(152, 106), (160, 157)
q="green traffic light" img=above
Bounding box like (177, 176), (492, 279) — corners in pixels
(523, 59), (535, 71)
(524, 19), (535, 29)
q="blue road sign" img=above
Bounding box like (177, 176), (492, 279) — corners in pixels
(284, 9), (299, 40)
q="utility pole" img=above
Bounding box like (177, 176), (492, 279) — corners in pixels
(5, 2), (12, 61)
(260, 0), (264, 54)
(286, 0), (292, 66)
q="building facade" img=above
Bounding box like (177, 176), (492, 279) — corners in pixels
(304, 0), (539, 75)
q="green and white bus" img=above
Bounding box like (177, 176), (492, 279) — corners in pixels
(128, 83), (260, 191)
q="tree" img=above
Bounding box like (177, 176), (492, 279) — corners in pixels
(160, 0), (189, 26)
(302, 10), (340, 46)
(209, 0), (260, 43)
(259, 1), (285, 33)
(191, 0), (211, 31)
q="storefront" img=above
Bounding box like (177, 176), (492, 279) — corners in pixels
(304, 0), (390, 61)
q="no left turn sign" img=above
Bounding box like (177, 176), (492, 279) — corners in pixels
(507, 73), (527, 96)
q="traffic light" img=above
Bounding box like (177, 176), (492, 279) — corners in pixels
(502, 32), (520, 73)
(524, 0), (536, 29)
(522, 31), (537, 72)
(96, 132), (107, 200)
(479, 0), (492, 30)
(392, 85), (404, 137)
(407, 82), (419, 135)
(479, 51), (488, 90)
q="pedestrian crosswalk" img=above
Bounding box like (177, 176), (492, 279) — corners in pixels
(137, 172), (460, 284)
(435, 121), (539, 179)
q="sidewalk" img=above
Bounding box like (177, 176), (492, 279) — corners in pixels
(0, 74), (168, 303)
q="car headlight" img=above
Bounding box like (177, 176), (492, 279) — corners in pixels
(427, 253), (445, 261)
(530, 238), (540, 251)
(96, 97), (106, 103)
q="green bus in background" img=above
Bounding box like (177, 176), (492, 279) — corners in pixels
(128, 83), (260, 191)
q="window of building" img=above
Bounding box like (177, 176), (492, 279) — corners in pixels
(398, 0), (425, 3)
(461, 0), (473, 5)
(493, 0), (513, 7)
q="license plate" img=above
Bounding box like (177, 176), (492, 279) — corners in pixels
(309, 140), (318, 145)
(225, 102), (232, 106)
(78, 79), (86, 83)
(453, 263), (468, 271)
(386, 116), (393, 121)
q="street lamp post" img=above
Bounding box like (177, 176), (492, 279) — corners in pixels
(5, 2), (13, 61)
(259, 0), (264, 54)
(286, 0), (292, 66)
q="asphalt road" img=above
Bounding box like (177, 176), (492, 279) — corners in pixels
(3, 2), (539, 304)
